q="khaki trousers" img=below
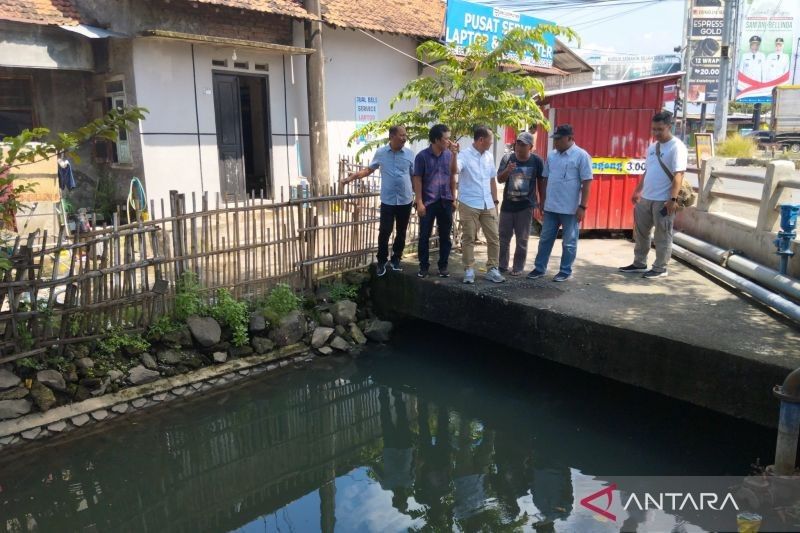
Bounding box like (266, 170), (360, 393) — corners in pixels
(459, 203), (500, 269)
(634, 199), (676, 272)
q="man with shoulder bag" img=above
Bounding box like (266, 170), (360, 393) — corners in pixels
(620, 111), (691, 279)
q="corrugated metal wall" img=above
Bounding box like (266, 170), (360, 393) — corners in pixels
(536, 78), (674, 230)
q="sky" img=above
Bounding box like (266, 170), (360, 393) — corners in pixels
(516, 0), (687, 57)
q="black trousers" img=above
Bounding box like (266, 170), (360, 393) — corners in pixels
(377, 202), (413, 264)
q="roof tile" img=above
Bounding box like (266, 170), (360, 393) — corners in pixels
(191, 0), (313, 20)
(322, 0), (444, 39)
(0, 0), (81, 26)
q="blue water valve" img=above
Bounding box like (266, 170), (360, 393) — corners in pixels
(774, 204), (799, 275)
(779, 204), (799, 233)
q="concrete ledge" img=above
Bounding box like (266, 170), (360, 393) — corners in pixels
(0, 344), (309, 450)
(374, 246), (799, 428)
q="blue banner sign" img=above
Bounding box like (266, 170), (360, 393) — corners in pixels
(445, 0), (556, 68)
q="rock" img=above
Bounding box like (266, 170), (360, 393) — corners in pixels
(331, 300), (357, 326)
(0, 386), (29, 400)
(79, 378), (103, 391)
(107, 370), (124, 382)
(343, 270), (370, 286)
(65, 370), (79, 383)
(128, 365), (160, 385)
(0, 399), (32, 419)
(30, 382), (56, 412)
(48, 421), (67, 433)
(311, 327), (335, 349)
(213, 352), (228, 364)
(349, 324), (367, 345)
(365, 320), (393, 343)
(163, 326), (193, 348)
(330, 336), (350, 352)
(251, 336), (275, 354)
(268, 310), (307, 346)
(71, 414), (90, 426)
(140, 353), (158, 370)
(122, 343), (145, 357)
(186, 316), (222, 347)
(318, 346), (334, 356)
(75, 358), (94, 373)
(228, 345), (254, 358)
(335, 325), (347, 337)
(184, 356), (204, 370)
(0, 369), (21, 391)
(319, 312), (335, 328)
(73, 386), (92, 402)
(37, 370), (66, 392)
(157, 349), (183, 365)
(249, 313), (267, 334)
(92, 410), (109, 421)
(66, 344), (89, 359)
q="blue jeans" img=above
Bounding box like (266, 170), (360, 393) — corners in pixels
(533, 211), (580, 276)
(418, 199), (453, 270)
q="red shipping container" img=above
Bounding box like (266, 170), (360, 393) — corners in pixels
(534, 74), (682, 231)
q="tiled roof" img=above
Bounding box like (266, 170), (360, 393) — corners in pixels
(322, 0), (445, 39)
(0, 0), (81, 26)
(191, 0), (313, 20)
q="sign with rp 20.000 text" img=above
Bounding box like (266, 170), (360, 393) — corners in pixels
(445, 0), (556, 68)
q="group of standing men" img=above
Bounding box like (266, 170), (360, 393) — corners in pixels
(342, 111), (687, 283)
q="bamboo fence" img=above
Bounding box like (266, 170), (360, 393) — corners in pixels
(0, 159), (443, 363)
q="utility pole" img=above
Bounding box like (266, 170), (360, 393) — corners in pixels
(680, 0), (693, 140)
(305, 0), (330, 194)
(713, 0), (737, 141)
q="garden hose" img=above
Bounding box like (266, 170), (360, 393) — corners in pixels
(127, 177), (149, 223)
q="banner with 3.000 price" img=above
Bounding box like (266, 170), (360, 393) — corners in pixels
(592, 157), (647, 175)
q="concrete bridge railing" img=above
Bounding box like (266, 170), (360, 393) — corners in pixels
(678, 159), (800, 278)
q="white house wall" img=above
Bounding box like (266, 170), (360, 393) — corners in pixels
(132, 38), (310, 213)
(323, 28), (421, 177)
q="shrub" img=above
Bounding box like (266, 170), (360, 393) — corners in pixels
(146, 316), (180, 341)
(329, 282), (359, 303)
(717, 134), (757, 158)
(208, 289), (249, 347)
(174, 271), (204, 320)
(96, 327), (150, 357)
(258, 284), (301, 324)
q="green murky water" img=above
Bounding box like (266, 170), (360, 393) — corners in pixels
(0, 321), (774, 532)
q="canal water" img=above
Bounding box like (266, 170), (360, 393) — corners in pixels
(0, 321), (775, 533)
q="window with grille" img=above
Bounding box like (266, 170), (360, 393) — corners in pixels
(0, 77), (34, 138)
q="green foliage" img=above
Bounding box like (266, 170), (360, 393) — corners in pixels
(147, 315), (180, 341)
(349, 26), (577, 154)
(174, 271), (204, 321)
(93, 169), (118, 221)
(17, 323), (34, 350)
(68, 313), (83, 337)
(93, 352), (136, 375)
(16, 357), (45, 371)
(257, 283), (301, 324)
(718, 134), (757, 158)
(208, 289), (249, 347)
(328, 282), (359, 303)
(96, 327), (150, 357)
(44, 355), (71, 373)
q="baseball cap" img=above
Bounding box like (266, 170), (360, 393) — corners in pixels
(550, 124), (574, 139)
(516, 132), (534, 145)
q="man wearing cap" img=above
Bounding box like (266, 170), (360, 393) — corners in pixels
(740, 35), (765, 83)
(765, 37), (790, 81)
(497, 131), (544, 276)
(527, 124), (593, 283)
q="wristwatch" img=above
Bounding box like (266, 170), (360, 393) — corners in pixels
(578, 204), (587, 209)
(494, 199), (499, 205)
(669, 197), (678, 202)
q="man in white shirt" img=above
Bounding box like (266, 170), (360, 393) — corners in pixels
(456, 126), (505, 284)
(739, 35), (765, 83)
(765, 37), (790, 82)
(620, 111), (688, 279)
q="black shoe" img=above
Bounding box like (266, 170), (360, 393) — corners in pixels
(438, 268), (450, 278)
(376, 261), (388, 277)
(642, 269), (668, 279)
(499, 266), (509, 273)
(619, 263), (648, 273)
(417, 268), (429, 278)
(390, 258), (403, 272)
(552, 272), (571, 282)
(526, 270), (545, 280)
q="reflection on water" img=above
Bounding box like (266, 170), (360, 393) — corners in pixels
(0, 321), (774, 533)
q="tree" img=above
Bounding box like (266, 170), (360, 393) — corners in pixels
(0, 107), (147, 270)
(348, 26), (576, 155)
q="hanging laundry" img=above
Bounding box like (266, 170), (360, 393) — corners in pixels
(57, 158), (77, 190)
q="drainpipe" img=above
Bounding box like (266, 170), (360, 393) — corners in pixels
(775, 204), (799, 276)
(674, 232), (800, 301)
(304, 0), (330, 195)
(773, 368), (800, 476)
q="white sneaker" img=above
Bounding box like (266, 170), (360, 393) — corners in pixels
(463, 267), (475, 284)
(485, 267), (506, 283)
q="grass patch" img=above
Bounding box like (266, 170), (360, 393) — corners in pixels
(717, 134), (757, 158)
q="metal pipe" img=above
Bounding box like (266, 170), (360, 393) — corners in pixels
(671, 244), (800, 321)
(773, 368), (800, 475)
(674, 233), (800, 301)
